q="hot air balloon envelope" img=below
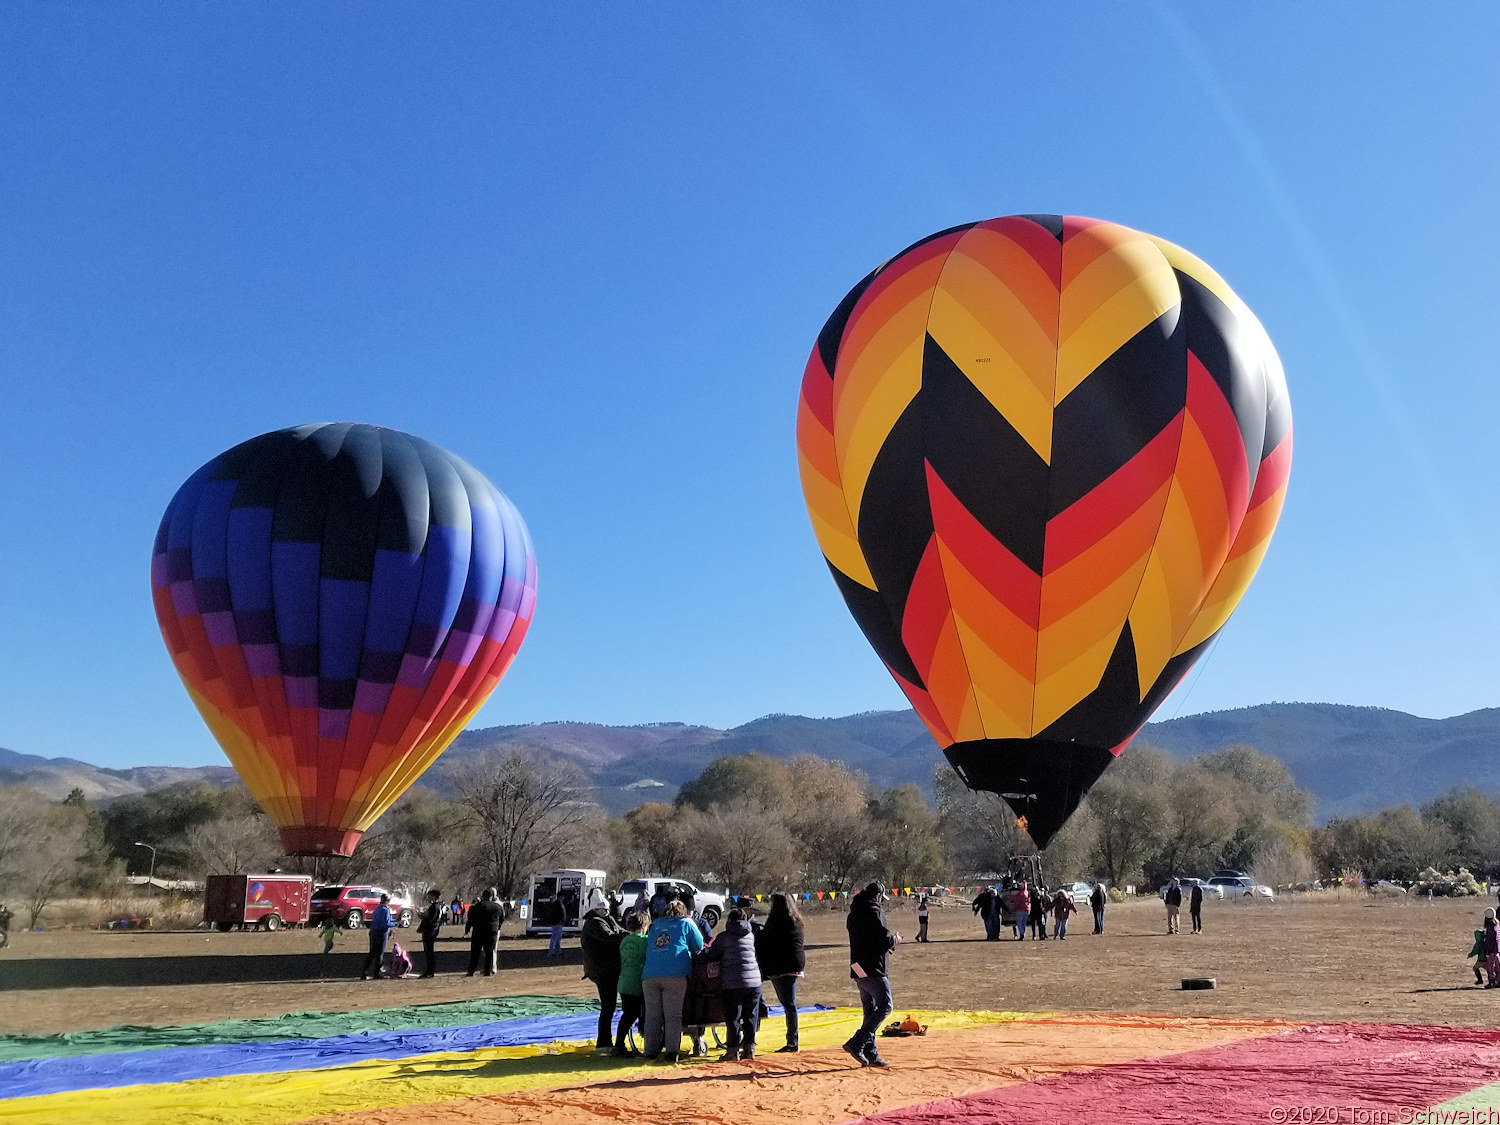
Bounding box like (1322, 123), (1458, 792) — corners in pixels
(152, 423), (537, 856)
(797, 215), (1290, 846)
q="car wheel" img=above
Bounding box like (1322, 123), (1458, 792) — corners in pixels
(346, 910), (364, 929)
(701, 906), (721, 928)
(398, 910), (413, 928)
(262, 914), (281, 932)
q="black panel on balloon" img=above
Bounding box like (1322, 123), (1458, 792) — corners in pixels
(1048, 309), (1187, 517)
(830, 563), (923, 689)
(856, 396), (933, 633)
(920, 335), (1049, 575)
(818, 266), (882, 376)
(1016, 214), (1065, 241)
(1177, 271), (1266, 474)
(943, 738), (1117, 849)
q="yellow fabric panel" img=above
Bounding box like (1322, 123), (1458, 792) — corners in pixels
(1035, 548), (1152, 681)
(795, 393), (841, 484)
(1174, 413), (1234, 581)
(926, 243), (1057, 462)
(924, 613), (979, 739)
(798, 450), (873, 587)
(0, 1010), (1031, 1125)
(185, 682), (297, 824)
(1032, 626), (1124, 733)
(952, 690), (986, 743)
(834, 330), (925, 529)
(951, 617), (1034, 739)
(1057, 234), (1178, 404)
(1146, 235), (1252, 323)
(1128, 483), (1208, 695)
(1176, 477), (1288, 652)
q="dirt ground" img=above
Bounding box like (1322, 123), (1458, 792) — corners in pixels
(2, 892), (1498, 1035)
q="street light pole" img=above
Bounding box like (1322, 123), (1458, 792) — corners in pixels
(133, 842), (157, 887)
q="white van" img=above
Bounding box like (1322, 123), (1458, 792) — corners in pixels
(522, 869), (607, 935)
(617, 877), (727, 927)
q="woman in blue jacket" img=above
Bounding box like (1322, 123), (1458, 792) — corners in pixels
(640, 901), (705, 1062)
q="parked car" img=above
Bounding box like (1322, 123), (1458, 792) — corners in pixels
(1207, 875), (1256, 897)
(1181, 878), (1225, 900)
(309, 885), (415, 929)
(617, 877), (727, 928)
(1062, 881), (1096, 906)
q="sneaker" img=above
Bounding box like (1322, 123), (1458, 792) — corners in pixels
(741, 1049), (755, 1061)
(775, 1044), (799, 1053)
(717, 1051), (738, 1062)
(864, 1053), (891, 1068)
(609, 1046), (632, 1057)
(661, 1052), (680, 1064)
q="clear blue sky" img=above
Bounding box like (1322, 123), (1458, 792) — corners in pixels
(2, 6), (1498, 768)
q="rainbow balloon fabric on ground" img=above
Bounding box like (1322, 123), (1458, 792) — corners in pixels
(797, 215), (1291, 845)
(5, 999), (1500, 1124)
(151, 423), (537, 856)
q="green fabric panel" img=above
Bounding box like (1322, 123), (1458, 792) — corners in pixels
(1434, 1079), (1500, 1115)
(0, 995), (596, 1063)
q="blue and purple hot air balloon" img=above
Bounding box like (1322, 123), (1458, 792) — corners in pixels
(152, 423), (537, 856)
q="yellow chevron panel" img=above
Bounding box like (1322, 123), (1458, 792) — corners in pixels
(1057, 237), (1179, 402)
(1147, 235), (1251, 323)
(952, 617), (1035, 739)
(799, 452), (874, 586)
(1128, 483), (1209, 693)
(835, 329), (925, 528)
(927, 249), (1057, 462)
(1177, 478), (1287, 651)
(185, 682), (297, 822)
(1032, 561), (1149, 729)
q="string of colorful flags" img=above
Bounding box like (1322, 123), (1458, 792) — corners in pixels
(741, 886), (990, 903)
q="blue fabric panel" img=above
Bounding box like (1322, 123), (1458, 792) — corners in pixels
(0, 1006), (825, 1098)
(318, 577), (370, 681)
(226, 508), (275, 612)
(271, 541), (321, 647)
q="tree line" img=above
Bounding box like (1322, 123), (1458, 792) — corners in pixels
(3, 740), (1497, 927)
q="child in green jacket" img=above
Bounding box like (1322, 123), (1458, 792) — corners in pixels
(611, 912), (649, 1056)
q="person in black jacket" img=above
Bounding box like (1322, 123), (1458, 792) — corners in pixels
(1089, 882), (1107, 934)
(844, 881), (897, 1068)
(465, 887), (503, 976)
(972, 887), (998, 940)
(1189, 881), (1204, 934)
(417, 889), (443, 978)
(579, 889), (626, 1051)
(755, 892), (807, 1052)
(1164, 879), (1183, 934)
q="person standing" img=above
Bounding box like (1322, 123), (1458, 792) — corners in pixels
(466, 887), (503, 976)
(972, 887), (996, 940)
(844, 881), (897, 1068)
(1164, 879), (1183, 934)
(1014, 881), (1032, 941)
(612, 912), (649, 1056)
(1090, 882), (1107, 934)
(1189, 882), (1204, 934)
(1030, 890), (1049, 940)
(359, 894), (394, 980)
(1484, 909), (1500, 988)
(1050, 888), (1077, 940)
(755, 892), (806, 1053)
(417, 889), (443, 977)
(709, 908), (762, 1061)
(319, 916), (339, 954)
(537, 895), (566, 958)
(916, 894), (930, 943)
(580, 889), (626, 1051)
(641, 901), (705, 1063)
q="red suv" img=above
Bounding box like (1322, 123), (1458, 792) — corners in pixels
(310, 885), (414, 929)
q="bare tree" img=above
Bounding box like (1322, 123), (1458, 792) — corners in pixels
(623, 802), (698, 876)
(448, 749), (599, 899)
(787, 757), (876, 890)
(0, 790), (93, 928)
(691, 800), (795, 893)
(177, 812), (281, 876)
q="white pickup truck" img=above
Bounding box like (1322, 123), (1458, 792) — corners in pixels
(617, 877), (727, 928)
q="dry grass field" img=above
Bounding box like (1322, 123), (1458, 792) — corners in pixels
(2, 891), (1498, 1035)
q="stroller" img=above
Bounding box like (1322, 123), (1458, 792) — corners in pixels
(681, 947), (726, 1057)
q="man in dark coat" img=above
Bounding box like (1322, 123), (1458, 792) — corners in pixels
(465, 887), (503, 976)
(1164, 879), (1183, 934)
(1189, 881), (1204, 934)
(972, 887), (999, 940)
(417, 889), (443, 978)
(1090, 881), (1107, 934)
(844, 881), (898, 1068)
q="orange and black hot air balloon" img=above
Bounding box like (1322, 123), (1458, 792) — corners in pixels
(797, 215), (1290, 847)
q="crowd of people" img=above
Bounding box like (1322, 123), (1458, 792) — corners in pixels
(968, 879), (1106, 940)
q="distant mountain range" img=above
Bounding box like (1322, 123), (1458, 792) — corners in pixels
(6, 702), (1500, 821)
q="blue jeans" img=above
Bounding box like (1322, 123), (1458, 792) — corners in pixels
(1015, 909), (1028, 938)
(1054, 915), (1068, 938)
(983, 907), (999, 940)
(360, 929), (390, 977)
(1093, 906), (1104, 933)
(851, 975), (893, 1057)
(548, 924), (563, 956)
